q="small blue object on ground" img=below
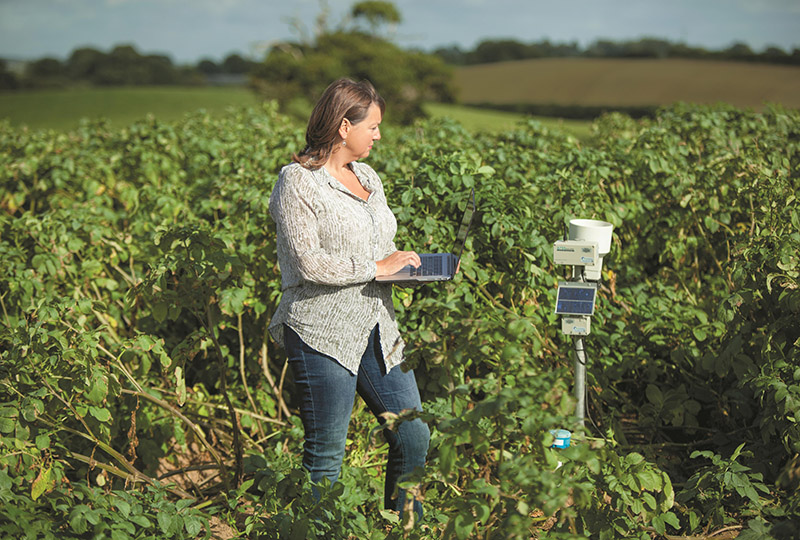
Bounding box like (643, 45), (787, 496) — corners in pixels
(549, 429), (571, 449)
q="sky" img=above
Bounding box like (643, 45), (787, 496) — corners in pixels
(1, 0), (799, 64)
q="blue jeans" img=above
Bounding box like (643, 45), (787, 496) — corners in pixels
(284, 324), (429, 518)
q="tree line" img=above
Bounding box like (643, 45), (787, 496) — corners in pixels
(0, 1), (454, 126)
(434, 37), (800, 66)
(4, 34), (796, 94)
(0, 44), (259, 91)
(2, 0), (796, 126)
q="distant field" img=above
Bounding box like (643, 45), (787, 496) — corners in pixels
(423, 102), (591, 140)
(0, 86), (591, 138)
(0, 86), (258, 131)
(455, 57), (800, 110)
(3, 59), (798, 133)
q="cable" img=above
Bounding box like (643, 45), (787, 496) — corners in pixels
(573, 338), (605, 438)
(572, 335), (587, 366)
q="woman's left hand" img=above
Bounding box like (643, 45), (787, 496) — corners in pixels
(376, 250), (421, 277)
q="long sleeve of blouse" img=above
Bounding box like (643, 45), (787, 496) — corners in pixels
(267, 161), (405, 374)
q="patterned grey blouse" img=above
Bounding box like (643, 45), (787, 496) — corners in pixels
(267, 161), (405, 374)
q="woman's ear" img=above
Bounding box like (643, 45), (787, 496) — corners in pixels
(338, 118), (350, 141)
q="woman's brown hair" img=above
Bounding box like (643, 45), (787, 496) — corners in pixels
(293, 78), (385, 170)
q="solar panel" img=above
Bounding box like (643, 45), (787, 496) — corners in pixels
(555, 282), (597, 316)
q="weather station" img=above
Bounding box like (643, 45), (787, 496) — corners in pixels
(553, 219), (614, 432)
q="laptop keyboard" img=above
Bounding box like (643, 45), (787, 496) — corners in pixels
(411, 255), (443, 277)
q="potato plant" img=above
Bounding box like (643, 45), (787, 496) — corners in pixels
(0, 101), (798, 539)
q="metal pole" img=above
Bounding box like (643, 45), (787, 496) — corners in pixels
(573, 336), (586, 428)
(570, 265), (587, 429)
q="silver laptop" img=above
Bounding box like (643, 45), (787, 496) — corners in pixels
(377, 189), (476, 283)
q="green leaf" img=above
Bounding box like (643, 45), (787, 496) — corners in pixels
(152, 301), (168, 323)
(219, 287), (248, 315)
(175, 365), (186, 406)
(89, 406), (112, 422)
(663, 511), (680, 530)
(115, 500), (131, 519)
(289, 518), (309, 540)
(111, 529), (131, 540)
(453, 512), (475, 540)
(474, 501), (491, 524)
(692, 327), (708, 341)
(440, 442), (455, 476)
(158, 511), (180, 535)
(21, 398), (44, 422)
(645, 385), (663, 408)
(31, 466), (52, 500)
(35, 433), (51, 449)
(637, 469), (662, 491)
(743, 484), (761, 504)
(379, 509), (400, 523)
(651, 514), (665, 535)
(130, 515), (152, 528)
(0, 417), (15, 434)
(625, 452), (645, 466)
(87, 371), (109, 403)
(0, 469), (11, 490)
(689, 510), (700, 531)
(661, 474), (675, 510)
(69, 506), (89, 534)
(184, 516), (205, 537)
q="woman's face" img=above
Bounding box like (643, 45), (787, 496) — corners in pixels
(343, 103), (382, 160)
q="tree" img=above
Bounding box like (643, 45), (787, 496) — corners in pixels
(222, 53), (254, 74)
(761, 46), (789, 64)
(144, 54), (178, 84)
(67, 47), (105, 81)
(433, 45), (467, 65)
(24, 57), (67, 88)
(468, 39), (529, 63)
(723, 42), (755, 60)
(251, 1), (454, 124)
(197, 59), (222, 75)
(351, 1), (401, 36)
(0, 59), (19, 90)
(26, 57), (64, 78)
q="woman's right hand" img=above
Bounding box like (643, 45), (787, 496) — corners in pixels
(376, 250), (421, 277)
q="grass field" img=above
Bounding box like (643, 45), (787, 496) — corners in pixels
(0, 86), (591, 138)
(455, 57), (800, 110)
(0, 86), (259, 131)
(423, 102), (591, 139)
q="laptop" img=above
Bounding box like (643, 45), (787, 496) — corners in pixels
(377, 189), (476, 283)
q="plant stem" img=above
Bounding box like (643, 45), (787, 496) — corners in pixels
(120, 388), (229, 483)
(68, 451), (193, 499)
(204, 303), (243, 487)
(238, 313), (264, 440)
(260, 341), (292, 421)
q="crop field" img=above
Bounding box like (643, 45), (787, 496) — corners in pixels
(1, 99), (798, 538)
(455, 57), (800, 110)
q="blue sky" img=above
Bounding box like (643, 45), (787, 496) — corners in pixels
(1, 0), (798, 63)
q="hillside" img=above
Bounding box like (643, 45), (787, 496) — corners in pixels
(454, 57), (800, 110)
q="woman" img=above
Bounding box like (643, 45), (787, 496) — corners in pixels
(268, 78), (430, 518)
